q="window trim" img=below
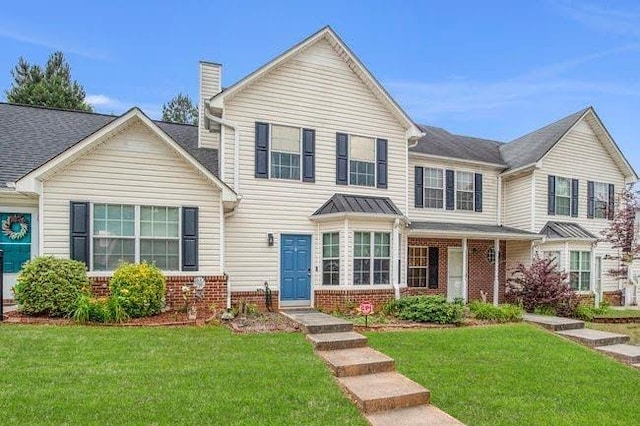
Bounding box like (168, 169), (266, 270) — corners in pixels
(348, 134), (377, 187)
(569, 250), (591, 292)
(268, 123), (303, 181)
(321, 232), (340, 285)
(423, 167), (445, 209)
(353, 231), (391, 285)
(555, 176), (572, 216)
(455, 171), (475, 211)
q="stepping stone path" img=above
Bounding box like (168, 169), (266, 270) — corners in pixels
(524, 313), (640, 370)
(282, 310), (464, 426)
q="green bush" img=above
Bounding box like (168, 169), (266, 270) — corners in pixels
(571, 303), (611, 321)
(391, 295), (464, 324)
(13, 256), (90, 317)
(73, 295), (130, 324)
(469, 301), (523, 322)
(109, 262), (166, 318)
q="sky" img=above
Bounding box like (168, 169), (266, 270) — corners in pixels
(0, 0), (638, 175)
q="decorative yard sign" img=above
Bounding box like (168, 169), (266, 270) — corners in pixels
(359, 300), (374, 328)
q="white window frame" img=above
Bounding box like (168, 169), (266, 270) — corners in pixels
(348, 134), (377, 187)
(569, 250), (591, 292)
(423, 168), (444, 209)
(455, 171), (474, 211)
(268, 123), (303, 181)
(555, 176), (571, 216)
(353, 231), (390, 285)
(321, 232), (340, 285)
(593, 182), (609, 219)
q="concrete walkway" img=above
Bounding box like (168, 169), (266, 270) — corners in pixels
(524, 313), (640, 369)
(282, 310), (464, 425)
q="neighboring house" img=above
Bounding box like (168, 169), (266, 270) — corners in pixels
(1, 27), (637, 309)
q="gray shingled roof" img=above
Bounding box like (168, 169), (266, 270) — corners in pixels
(412, 125), (505, 165)
(312, 193), (403, 216)
(499, 107), (589, 168)
(540, 221), (596, 240)
(410, 221), (540, 237)
(0, 103), (218, 186)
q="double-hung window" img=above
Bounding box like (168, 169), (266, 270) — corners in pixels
(322, 232), (340, 285)
(93, 204), (135, 271)
(140, 206), (180, 270)
(555, 177), (571, 216)
(570, 251), (591, 291)
(349, 135), (375, 187)
(270, 125), (301, 180)
(594, 182), (609, 219)
(424, 168), (443, 208)
(456, 171), (474, 211)
(353, 232), (390, 285)
(408, 246), (428, 287)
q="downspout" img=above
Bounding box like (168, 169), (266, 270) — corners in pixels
(496, 175), (502, 226)
(392, 218), (401, 300)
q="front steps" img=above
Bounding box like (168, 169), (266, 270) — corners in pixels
(282, 310), (464, 425)
(524, 313), (640, 369)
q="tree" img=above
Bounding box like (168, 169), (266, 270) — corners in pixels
(600, 186), (640, 283)
(162, 93), (198, 125)
(5, 51), (92, 111)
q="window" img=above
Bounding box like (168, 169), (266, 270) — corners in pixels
(594, 182), (608, 219)
(408, 246), (428, 287)
(353, 232), (390, 285)
(322, 232), (340, 285)
(270, 125), (301, 180)
(456, 171), (474, 211)
(570, 251), (591, 291)
(349, 135), (375, 187)
(424, 168), (443, 208)
(555, 177), (571, 216)
(486, 247), (496, 264)
(93, 204), (179, 271)
(543, 251), (561, 267)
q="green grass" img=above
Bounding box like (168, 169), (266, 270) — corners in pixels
(588, 322), (640, 344)
(597, 309), (640, 318)
(367, 324), (639, 426)
(0, 325), (366, 426)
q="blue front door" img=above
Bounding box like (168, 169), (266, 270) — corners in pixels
(280, 234), (311, 302)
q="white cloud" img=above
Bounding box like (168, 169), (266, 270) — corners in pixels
(86, 93), (162, 120)
(85, 94), (117, 106)
(551, 0), (640, 38)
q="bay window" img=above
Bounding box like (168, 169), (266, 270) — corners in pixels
(353, 231), (390, 285)
(322, 232), (340, 285)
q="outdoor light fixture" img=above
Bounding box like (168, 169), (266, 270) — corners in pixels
(267, 233), (274, 246)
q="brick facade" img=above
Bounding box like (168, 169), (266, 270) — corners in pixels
(231, 290), (280, 312)
(314, 289), (395, 313)
(603, 290), (623, 306)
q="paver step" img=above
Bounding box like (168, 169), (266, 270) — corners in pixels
(633, 364), (640, 369)
(307, 331), (367, 350)
(523, 313), (585, 331)
(595, 344), (640, 364)
(338, 372), (429, 413)
(366, 404), (465, 426)
(318, 347), (395, 377)
(557, 328), (630, 347)
(280, 311), (353, 334)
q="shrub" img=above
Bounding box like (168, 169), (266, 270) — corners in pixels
(73, 295), (130, 324)
(571, 303), (611, 321)
(507, 256), (578, 317)
(468, 301), (523, 322)
(391, 295), (464, 324)
(13, 256), (90, 317)
(109, 262), (165, 318)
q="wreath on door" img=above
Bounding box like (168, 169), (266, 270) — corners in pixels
(1, 214), (29, 240)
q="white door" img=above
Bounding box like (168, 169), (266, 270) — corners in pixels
(447, 247), (464, 302)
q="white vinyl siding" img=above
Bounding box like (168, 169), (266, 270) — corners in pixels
(502, 172), (532, 230)
(199, 62), (221, 150)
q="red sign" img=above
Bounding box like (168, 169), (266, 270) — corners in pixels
(359, 301), (373, 316)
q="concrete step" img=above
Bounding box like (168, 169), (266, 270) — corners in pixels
(595, 344), (640, 364)
(523, 313), (585, 331)
(556, 328), (630, 347)
(280, 311), (353, 334)
(307, 331), (367, 351)
(318, 347), (395, 377)
(338, 372), (429, 413)
(366, 405), (465, 426)
(633, 364), (640, 369)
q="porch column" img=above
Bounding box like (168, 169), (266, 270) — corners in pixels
(391, 219), (401, 299)
(493, 239), (500, 306)
(462, 238), (468, 302)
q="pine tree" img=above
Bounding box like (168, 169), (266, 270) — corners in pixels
(161, 93), (198, 125)
(5, 51), (92, 111)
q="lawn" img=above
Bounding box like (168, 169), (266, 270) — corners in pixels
(588, 322), (640, 344)
(367, 324), (639, 426)
(597, 309), (640, 318)
(0, 325), (365, 426)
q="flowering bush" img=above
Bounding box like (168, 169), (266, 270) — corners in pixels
(109, 262), (166, 318)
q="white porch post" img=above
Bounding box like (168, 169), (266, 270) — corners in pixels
(391, 219), (401, 300)
(462, 238), (468, 302)
(493, 238), (500, 306)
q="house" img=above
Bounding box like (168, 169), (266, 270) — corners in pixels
(1, 27), (637, 309)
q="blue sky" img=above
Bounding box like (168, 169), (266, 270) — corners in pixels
(1, 0), (638, 174)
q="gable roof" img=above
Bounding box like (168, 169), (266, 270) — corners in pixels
(312, 193), (403, 216)
(540, 221), (596, 240)
(209, 26), (422, 139)
(0, 103), (218, 187)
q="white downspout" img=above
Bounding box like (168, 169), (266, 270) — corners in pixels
(497, 175), (503, 226)
(203, 101), (240, 194)
(392, 218), (401, 300)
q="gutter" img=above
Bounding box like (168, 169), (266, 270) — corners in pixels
(203, 101), (241, 195)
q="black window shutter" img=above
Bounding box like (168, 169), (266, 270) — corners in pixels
(571, 179), (579, 217)
(547, 175), (556, 215)
(587, 181), (595, 218)
(255, 122), (269, 178)
(414, 166), (424, 208)
(69, 201), (90, 268)
(336, 133), (349, 185)
(428, 247), (439, 289)
(376, 138), (388, 189)
(608, 184), (615, 220)
(474, 173), (483, 212)
(302, 129), (315, 182)
(182, 207), (199, 271)
(445, 169), (455, 210)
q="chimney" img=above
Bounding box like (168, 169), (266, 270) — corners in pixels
(199, 61), (222, 149)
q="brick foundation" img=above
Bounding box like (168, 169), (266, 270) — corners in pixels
(231, 290), (280, 312)
(603, 290), (623, 306)
(314, 289), (395, 313)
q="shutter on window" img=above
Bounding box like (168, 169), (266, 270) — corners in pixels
(571, 178), (579, 217)
(302, 128), (315, 183)
(428, 247), (439, 289)
(547, 175), (556, 215)
(336, 133), (349, 185)
(474, 173), (483, 212)
(587, 181), (595, 219)
(69, 201), (90, 268)
(414, 166), (424, 208)
(445, 169), (455, 210)
(182, 207), (199, 271)
(376, 138), (388, 189)
(255, 122), (269, 178)
(608, 184), (615, 220)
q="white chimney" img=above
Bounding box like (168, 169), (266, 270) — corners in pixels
(198, 61), (222, 149)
